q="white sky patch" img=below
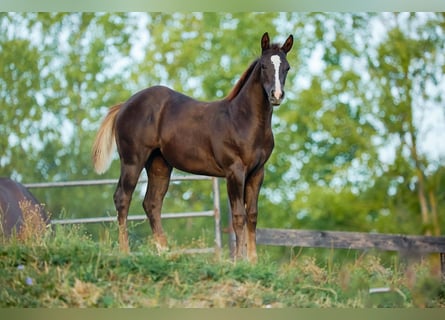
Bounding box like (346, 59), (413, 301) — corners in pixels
(308, 43), (325, 74)
(271, 55), (282, 99)
(417, 105), (445, 163)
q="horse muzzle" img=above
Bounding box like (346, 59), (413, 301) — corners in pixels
(269, 89), (285, 106)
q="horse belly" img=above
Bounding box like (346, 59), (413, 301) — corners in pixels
(161, 141), (224, 177)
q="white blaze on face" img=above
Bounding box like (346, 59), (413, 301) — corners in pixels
(270, 55), (282, 100)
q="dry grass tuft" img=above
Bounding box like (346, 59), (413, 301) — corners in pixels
(71, 279), (103, 307)
(17, 200), (49, 243)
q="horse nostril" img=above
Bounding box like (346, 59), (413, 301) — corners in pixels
(270, 89), (283, 100)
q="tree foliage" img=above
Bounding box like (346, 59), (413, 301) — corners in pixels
(0, 13), (444, 245)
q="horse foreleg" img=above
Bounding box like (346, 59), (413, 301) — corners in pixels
(226, 162), (247, 261)
(244, 168), (265, 264)
(114, 163), (143, 253)
(143, 153), (172, 253)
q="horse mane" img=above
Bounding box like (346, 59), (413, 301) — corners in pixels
(225, 44), (282, 102)
(225, 59), (259, 101)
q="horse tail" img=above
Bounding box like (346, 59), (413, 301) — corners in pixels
(92, 104), (122, 174)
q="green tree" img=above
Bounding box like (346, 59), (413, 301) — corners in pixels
(261, 13), (445, 238)
(0, 13), (139, 219)
(369, 13), (445, 235)
(262, 13), (383, 232)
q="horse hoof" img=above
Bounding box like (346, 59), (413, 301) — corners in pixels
(153, 235), (168, 254)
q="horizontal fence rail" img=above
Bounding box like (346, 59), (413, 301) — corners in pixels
(256, 228), (445, 253)
(23, 174), (212, 189)
(50, 211), (215, 225)
(256, 228), (445, 277)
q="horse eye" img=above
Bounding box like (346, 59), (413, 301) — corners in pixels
(261, 64), (267, 70)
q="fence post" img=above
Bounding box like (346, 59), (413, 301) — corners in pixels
(441, 252), (445, 281)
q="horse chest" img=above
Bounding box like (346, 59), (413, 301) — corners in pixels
(241, 131), (274, 168)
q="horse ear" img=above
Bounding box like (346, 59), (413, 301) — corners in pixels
(261, 32), (270, 52)
(281, 34), (294, 54)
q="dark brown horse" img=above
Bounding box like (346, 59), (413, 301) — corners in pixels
(92, 32), (293, 262)
(0, 177), (49, 238)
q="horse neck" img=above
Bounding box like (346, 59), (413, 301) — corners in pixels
(229, 64), (273, 126)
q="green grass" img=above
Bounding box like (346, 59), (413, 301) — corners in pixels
(1, 225), (444, 307)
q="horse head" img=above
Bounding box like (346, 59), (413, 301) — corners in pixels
(259, 32), (293, 106)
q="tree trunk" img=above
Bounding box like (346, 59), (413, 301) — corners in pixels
(429, 190), (440, 236)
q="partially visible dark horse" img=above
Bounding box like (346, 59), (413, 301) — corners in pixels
(92, 32), (293, 262)
(0, 177), (49, 238)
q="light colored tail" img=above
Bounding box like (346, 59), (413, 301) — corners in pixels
(92, 104), (122, 174)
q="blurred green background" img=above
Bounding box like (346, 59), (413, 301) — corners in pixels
(1, 13), (445, 258)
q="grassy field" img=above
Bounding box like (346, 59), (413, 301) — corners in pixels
(1, 224), (444, 308)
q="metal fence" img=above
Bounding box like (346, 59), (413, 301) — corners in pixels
(24, 175), (222, 254)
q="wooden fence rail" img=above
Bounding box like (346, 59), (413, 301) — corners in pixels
(256, 228), (445, 277)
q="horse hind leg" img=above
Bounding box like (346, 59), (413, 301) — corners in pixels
(114, 161), (145, 253)
(143, 151), (172, 253)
